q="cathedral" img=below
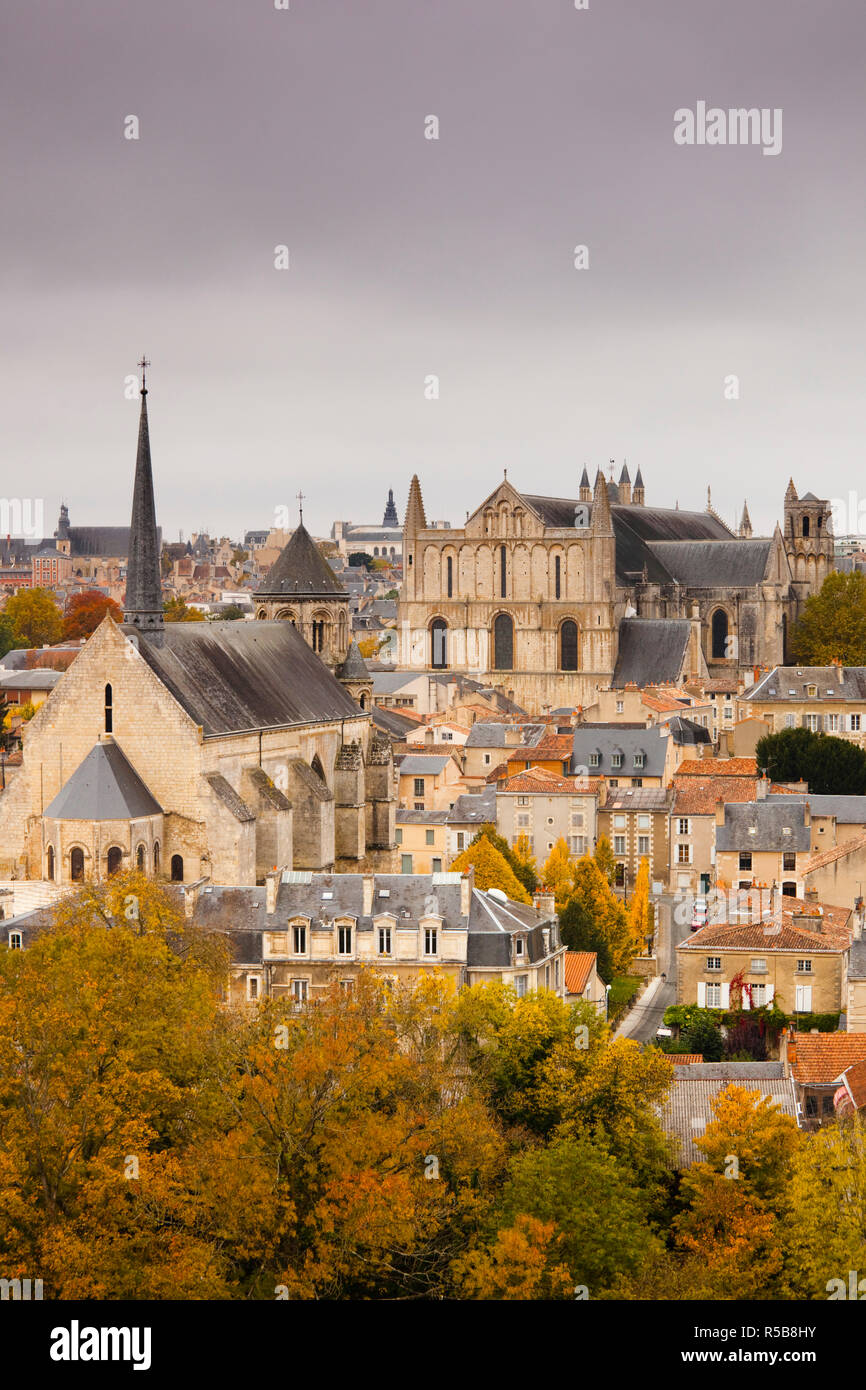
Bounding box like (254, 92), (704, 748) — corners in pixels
(0, 369), (394, 886)
(397, 465), (834, 713)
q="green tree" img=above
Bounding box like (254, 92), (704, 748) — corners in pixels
(558, 895), (615, 982)
(789, 569), (866, 665)
(217, 604), (245, 621)
(682, 1010), (724, 1062)
(0, 612), (18, 659)
(756, 726), (866, 795)
(4, 587), (63, 647)
(348, 552), (373, 568)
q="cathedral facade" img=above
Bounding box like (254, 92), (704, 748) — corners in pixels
(397, 467), (833, 714)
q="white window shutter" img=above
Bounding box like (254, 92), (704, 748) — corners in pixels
(697, 981), (706, 1007)
(720, 983), (730, 1008)
(766, 983), (774, 1003)
(742, 990), (751, 1011)
(796, 984), (812, 1012)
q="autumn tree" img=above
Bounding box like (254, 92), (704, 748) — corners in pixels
(558, 894), (615, 982)
(511, 833), (538, 895)
(163, 596), (205, 622)
(541, 837), (574, 909)
(450, 837), (531, 904)
(567, 855), (637, 977)
(4, 587), (63, 647)
(468, 824), (537, 896)
(789, 569), (866, 665)
(594, 834), (617, 886)
(779, 1119), (866, 1298)
(629, 856), (654, 952)
(63, 589), (123, 639)
(0, 611), (17, 659)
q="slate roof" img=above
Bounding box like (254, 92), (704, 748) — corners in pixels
(603, 787), (672, 812)
(846, 939), (866, 980)
(745, 666), (866, 702)
(373, 706), (425, 739)
(68, 526), (162, 558)
(0, 670), (62, 691)
(396, 754), (454, 775)
(44, 738), (162, 821)
(395, 808), (452, 824)
(571, 723), (668, 778)
(447, 787), (497, 824)
(666, 715), (712, 746)
(337, 641), (370, 680)
(521, 497), (734, 585)
(465, 722), (545, 749)
(254, 523), (347, 599)
(612, 619), (692, 689)
(661, 1068), (797, 1167)
(715, 801), (810, 852)
(646, 539), (772, 588)
(134, 620), (360, 736)
(771, 793), (866, 823)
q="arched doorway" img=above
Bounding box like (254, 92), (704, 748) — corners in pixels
(782, 881), (797, 897)
(559, 620), (578, 671)
(170, 854), (184, 882)
(431, 618), (448, 669)
(493, 613), (514, 671)
(70, 848), (84, 881)
(711, 609), (729, 660)
(107, 846), (123, 876)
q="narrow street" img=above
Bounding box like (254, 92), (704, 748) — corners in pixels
(614, 894), (686, 1045)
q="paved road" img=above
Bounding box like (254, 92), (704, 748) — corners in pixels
(615, 894), (688, 1045)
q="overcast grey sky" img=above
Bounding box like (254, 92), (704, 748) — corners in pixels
(3, 0), (864, 541)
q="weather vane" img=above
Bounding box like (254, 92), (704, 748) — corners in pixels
(138, 355), (150, 394)
(296, 490), (305, 524)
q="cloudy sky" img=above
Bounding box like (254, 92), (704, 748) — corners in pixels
(4, 0), (864, 542)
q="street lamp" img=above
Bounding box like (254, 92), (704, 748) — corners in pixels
(605, 983), (612, 1020)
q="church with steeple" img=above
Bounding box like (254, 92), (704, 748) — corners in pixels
(398, 465), (833, 712)
(0, 364), (395, 885)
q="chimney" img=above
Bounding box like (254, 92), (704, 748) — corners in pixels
(779, 1027), (795, 1076)
(362, 874), (375, 916)
(756, 776), (769, 801)
(838, 660), (845, 685)
(804, 885), (819, 904)
(534, 888), (556, 917)
(792, 905), (822, 933)
(183, 877), (208, 920)
(265, 868), (282, 915)
(715, 798), (726, 827)
(460, 866), (473, 917)
(854, 896), (864, 941)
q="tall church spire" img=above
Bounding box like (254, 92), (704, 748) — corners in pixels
(383, 488), (399, 526)
(123, 358), (164, 640)
(739, 500), (753, 538)
(404, 474), (427, 536)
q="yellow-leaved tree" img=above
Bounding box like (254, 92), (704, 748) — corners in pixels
(628, 857), (653, 958)
(451, 837), (532, 904)
(540, 837), (574, 909)
(568, 855), (636, 976)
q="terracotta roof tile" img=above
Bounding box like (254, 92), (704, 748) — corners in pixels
(681, 910), (850, 953)
(802, 833), (866, 875)
(676, 757), (757, 777)
(674, 1054), (704, 1064)
(564, 951), (596, 994)
(500, 768), (603, 795)
(837, 1059), (866, 1110)
(791, 1033), (866, 1085)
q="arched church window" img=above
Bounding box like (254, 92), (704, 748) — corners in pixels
(171, 854), (184, 882)
(46, 845), (55, 881)
(500, 545), (507, 599)
(554, 555), (561, 600)
(70, 847), (84, 881)
(560, 620), (578, 672)
(711, 609), (729, 660)
(107, 846), (123, 876)
(431, 619), (448, 669)
(493, 613), (514, 671)
(136, 843), (146, 872)
(446, 556), (453, 598)
(154, 842), (160, 875)
(104, 683), (113, 735)
(802, 516), (810, 537)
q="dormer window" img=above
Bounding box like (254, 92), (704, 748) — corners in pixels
(633, 753), (645, 768)
(589, 752), (600, 767)
(807, 685), (817, 698)
(515, 937), (524, 957)
(611, 752), (622, 769)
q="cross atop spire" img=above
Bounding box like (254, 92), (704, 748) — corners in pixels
(296, 490), (305, 525)
(138, 355), (150, 395)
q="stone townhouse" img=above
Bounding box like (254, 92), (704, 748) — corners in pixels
(597, 786), (673, 894)
(715, 796), (812, 897)
(570, 724), (671, 791)
(0, 374), (396, 885)
(396, 753), (466, 811)
(461, 721), (546, 785)
(668, 774), (804, 895)
(741, 664), (866, 748)
(394, 809), (451, 874)
(677, 897), (852, 1018)
(2, 867), (567, 1005)
(495, 767), (601, 861)
(446, 788), (496, 859)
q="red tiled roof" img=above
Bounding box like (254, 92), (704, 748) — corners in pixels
(674, 1054), (704, 1064)
(642, 692), (691, 713)
(681, 913), (850, 953)
(564, 951), (596, 995)
(501, 769), (602, 794)
(671, 778), (800, 815)
(838, 1059), (866, 1110)
(676, 757), (758, 777)
(791, 1033), (866, 1085)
